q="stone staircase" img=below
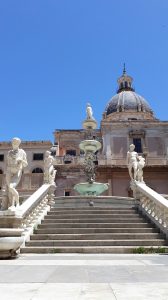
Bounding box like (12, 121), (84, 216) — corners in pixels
(21, 196), (167, 254)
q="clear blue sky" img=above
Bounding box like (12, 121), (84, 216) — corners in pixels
(0, 0), (168, 142)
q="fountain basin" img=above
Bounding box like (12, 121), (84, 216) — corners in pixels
(79, 140), (101, 153)
(82, 119), (97, 130)
(74, 182), (109, 196)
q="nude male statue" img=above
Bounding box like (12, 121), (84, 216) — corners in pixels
(3, 137), (28, 209)
(127, 144), (139, 181)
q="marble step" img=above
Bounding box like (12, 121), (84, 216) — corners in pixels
(52, 197), (135, 208)
(21, 245), (168, 254)
(38, 222), (152, 229)
(51, 205), (135, 210)
(35, 227), (158, 234)
(49, 209), (136, 214)
(42, 218), (145, 223)
(30, 233), (162, 240)
(45, 214), (139, 220)
(52, 204), (134, 208)
(26, 239), (166, 247)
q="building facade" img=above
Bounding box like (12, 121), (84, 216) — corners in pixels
(53, 69), (168, 197)
(0, 68), (168, 198)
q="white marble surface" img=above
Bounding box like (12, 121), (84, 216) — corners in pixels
(0, 258), (163, 266)
(0, 283), (116, 300)
(0, 254), (168, 299)
(0, 282), (168, 300)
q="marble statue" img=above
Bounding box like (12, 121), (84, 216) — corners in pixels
(127, 144), (145, 182)
(44, 151), (56, 184)
(86, 103), (94, 120)
(137, 156), (145, 182)
(2, 137), (28, 210)
(127, 144), (139, 181)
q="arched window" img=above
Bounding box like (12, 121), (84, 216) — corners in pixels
(32, 168), (43, 173)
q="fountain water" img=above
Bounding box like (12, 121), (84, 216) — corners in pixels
(74, 104), (109, 196)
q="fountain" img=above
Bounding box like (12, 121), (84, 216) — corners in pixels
(74, 103), (109, 197)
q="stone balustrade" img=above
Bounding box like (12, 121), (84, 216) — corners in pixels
(131, 181), (168, 238)
(54, 155), (168, 167)
(54, 155), (85, 165)
(0, 183), (56, 258)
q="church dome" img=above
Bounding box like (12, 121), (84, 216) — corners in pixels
(106, 90), (153, 115)
(104, 66), (155, 120)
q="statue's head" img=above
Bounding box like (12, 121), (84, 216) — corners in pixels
(12, 137), (21, 150)
(45, 150), (51, 158)
(129, 144), (135, 151)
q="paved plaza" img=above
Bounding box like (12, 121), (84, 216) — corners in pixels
(0, 254), (168, 299)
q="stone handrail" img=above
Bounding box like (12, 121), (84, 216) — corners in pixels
(0, 183), (56, 258)
(19, 183), (52, 218)
(19, 183), (55, 231)
(132, 181), (168, 237)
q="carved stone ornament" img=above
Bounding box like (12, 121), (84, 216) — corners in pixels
(83, 152), (96, 183)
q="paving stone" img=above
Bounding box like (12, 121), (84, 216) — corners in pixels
(0, 254), (168, 299)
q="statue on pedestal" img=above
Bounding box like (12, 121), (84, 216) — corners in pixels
(127, 144), (139, 181)
(44, 151), (56, 184)
(2, 137), (28, 210)
(83, 103), (97, 136)
(127, 144), (145, 182)
(86, 103), (94, 120)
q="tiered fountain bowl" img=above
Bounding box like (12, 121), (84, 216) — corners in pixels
(74, 181), (109, 196)
(79, 139), (101, 153)
(74, 119), (109, 196)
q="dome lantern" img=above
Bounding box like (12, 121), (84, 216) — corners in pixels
(117, 64), (135, 93)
